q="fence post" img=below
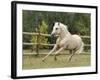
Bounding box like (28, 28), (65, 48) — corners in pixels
(36, 28), (40, 56)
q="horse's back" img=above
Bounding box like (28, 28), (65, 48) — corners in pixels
(72, 34), (83, 48)
(64, 34), (81, 50)
(72, 34), (82, 41)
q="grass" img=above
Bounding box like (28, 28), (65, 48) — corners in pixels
(22, 54), (91, 69)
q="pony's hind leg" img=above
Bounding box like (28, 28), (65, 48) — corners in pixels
(68, 50), (75, 62)
(69, 50), (72, 54)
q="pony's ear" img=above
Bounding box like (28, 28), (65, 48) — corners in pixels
(58, 22), (60, 26)
(52, 22), (55, 26)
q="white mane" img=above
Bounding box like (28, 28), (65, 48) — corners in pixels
(56, 22), (70, 35)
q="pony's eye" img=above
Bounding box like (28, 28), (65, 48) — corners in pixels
(55, 28), (58, 30)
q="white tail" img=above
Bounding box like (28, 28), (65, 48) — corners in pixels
(75, 42), (84, 54)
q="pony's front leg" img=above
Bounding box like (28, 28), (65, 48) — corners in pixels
(42, 44), (57, 61)
(54, 47), (64, 61)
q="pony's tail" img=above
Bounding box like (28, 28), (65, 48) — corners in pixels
(75, 42), (84, 54)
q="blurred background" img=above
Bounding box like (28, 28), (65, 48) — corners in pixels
(23, 10), (91, 54)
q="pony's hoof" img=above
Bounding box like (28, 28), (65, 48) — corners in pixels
(68, 58), (71, 62)
(54, 57), (57, 61)
(42, 59), (45, 62)
(68, 60), (71, 62)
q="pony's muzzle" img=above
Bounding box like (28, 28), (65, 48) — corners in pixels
(51, 33), (55, 37)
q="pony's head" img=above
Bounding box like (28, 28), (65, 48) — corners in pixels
(51, 22), (68, 37)
(51, 22), (61, 36)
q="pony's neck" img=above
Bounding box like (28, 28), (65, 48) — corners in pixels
(60, 23), (71, 38)
(60, 27), (71, 39)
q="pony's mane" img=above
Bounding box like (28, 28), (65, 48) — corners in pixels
(55, 22), (70, 34)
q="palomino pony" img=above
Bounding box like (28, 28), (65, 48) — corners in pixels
(42, 22), (84, 62)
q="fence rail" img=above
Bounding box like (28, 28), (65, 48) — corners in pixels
(23, 32), (91, 38)
(23, 32), (90, 55)
(23, 42), (90, 47)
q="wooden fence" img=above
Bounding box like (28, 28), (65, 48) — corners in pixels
(23, 32), (90, 55)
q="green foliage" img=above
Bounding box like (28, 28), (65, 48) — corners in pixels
(31, 20), (48, 49)
(23, 10), (91, 50)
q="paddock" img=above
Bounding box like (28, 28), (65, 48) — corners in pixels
(22, 32), (91, 69)
(22, 50), (90, 69)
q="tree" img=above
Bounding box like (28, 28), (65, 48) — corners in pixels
(31, 20), (48, 49)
